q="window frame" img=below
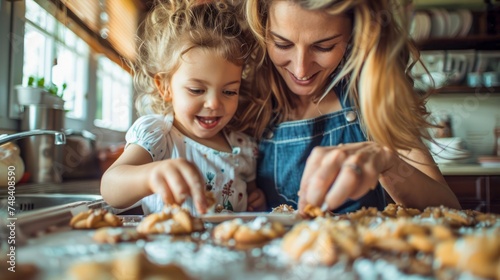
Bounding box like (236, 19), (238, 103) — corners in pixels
(94, 55), (134, 132)
(21, 2), (90, 120)
(4, 0), (136, 136)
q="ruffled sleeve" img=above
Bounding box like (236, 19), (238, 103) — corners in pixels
(125, 114), (174, 161)
(227, 131), (258, 182)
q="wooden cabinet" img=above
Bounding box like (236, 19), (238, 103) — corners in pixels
(445, 175), (500, 213)
(413, 1), (500, 94)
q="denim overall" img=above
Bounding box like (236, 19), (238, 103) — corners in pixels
(257, 84), (387, 213)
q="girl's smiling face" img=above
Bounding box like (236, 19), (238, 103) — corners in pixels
(165, 48), (242, 141)
(267, 1), (352, 98)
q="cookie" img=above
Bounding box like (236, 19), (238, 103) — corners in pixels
(93, 227), (147, 244)
(136, 205), (204, 235)
(213, 217), (285, 248)
(70, 209), (123, 229)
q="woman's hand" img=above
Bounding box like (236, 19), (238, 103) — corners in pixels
(297, 142), (396, 216)
(148, 158), (208, 214)
(246, 181), (267, 212)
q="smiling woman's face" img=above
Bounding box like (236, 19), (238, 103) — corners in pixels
(267, 1), (352, 98)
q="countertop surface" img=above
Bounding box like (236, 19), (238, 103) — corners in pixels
(8, 202), (500, 280)
(438, 164), (500, 176)
(0, 179), (101, 196)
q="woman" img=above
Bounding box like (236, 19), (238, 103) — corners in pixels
(240, 0), (461, 215)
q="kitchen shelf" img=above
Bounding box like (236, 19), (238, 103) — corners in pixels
(417, 35), (500, 50)
(432, 85), (500, 94)
(414, 0), (496, 10)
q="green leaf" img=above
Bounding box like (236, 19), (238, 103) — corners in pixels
(59, 83), (67, 98)
(27, 76), (35, 87)
(24, 76), (66, 98)
(37, 77), (45, 88)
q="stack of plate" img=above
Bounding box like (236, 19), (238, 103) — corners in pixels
(428, 137), (472, 164)
(447, 11), (462, 38)
(429, 9), (448, 38)
(477, 156), (500, 168)
(410, 9), (472, 40)
(410, 11), (431, 42)
(456, 9), (473, 37)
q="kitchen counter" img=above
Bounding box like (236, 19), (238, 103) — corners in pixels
(0, 179), (101, 196)
(7, 204), (500, 280)
(438, 164), (500, 176)
(15, 227), (303, 280)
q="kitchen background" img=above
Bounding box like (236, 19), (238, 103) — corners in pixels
(427, 94), (500, 158)
(0, 0), (499, 211)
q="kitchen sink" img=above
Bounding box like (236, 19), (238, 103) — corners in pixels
(0, 193), (103, 213)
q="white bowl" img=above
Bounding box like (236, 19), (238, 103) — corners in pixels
(430, 137), (465, 149)
(432, 149), (471, 160)
(428, 137), (471, 161)
(16, 85), (65, 109)
(420, 72), (449, 89)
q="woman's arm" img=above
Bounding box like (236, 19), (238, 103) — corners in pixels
(100, 144), (207, 213)
(379, 141), (461, 210)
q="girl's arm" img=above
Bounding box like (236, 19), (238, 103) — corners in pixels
(100, 144), (208, 213)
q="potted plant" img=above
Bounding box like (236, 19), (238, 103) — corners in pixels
(15, 76), (67, 108)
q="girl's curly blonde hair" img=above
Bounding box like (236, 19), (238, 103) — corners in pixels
(131, 0), (257, 132)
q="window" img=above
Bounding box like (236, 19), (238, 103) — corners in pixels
(23, 0), (89, 119)
(16, 0), (137, 132)
(94, 56), (133, 132)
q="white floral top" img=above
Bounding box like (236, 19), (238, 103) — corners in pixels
(125, 114), (258, 215)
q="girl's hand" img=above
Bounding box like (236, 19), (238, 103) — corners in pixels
(246, 181), (267, 212)
(297, 142), (395, 216)
(148, 158), (208, 214)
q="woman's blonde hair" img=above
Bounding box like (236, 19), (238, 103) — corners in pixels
(243, 0), (433, 152)
(132, 0), (257, 131)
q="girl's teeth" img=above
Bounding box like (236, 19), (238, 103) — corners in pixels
(199, 117), (216, 124)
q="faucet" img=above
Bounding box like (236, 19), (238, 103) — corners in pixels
(0, 129), (66, 145)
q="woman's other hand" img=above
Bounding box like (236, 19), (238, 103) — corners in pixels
(148, 158), (208, 214)
(246, 181), (267, 212)
(297, 142), (395, 216)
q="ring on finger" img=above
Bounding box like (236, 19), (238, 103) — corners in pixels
(343, 163), (362, 176)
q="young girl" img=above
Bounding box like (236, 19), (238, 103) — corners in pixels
(100, 0), (265, 215)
